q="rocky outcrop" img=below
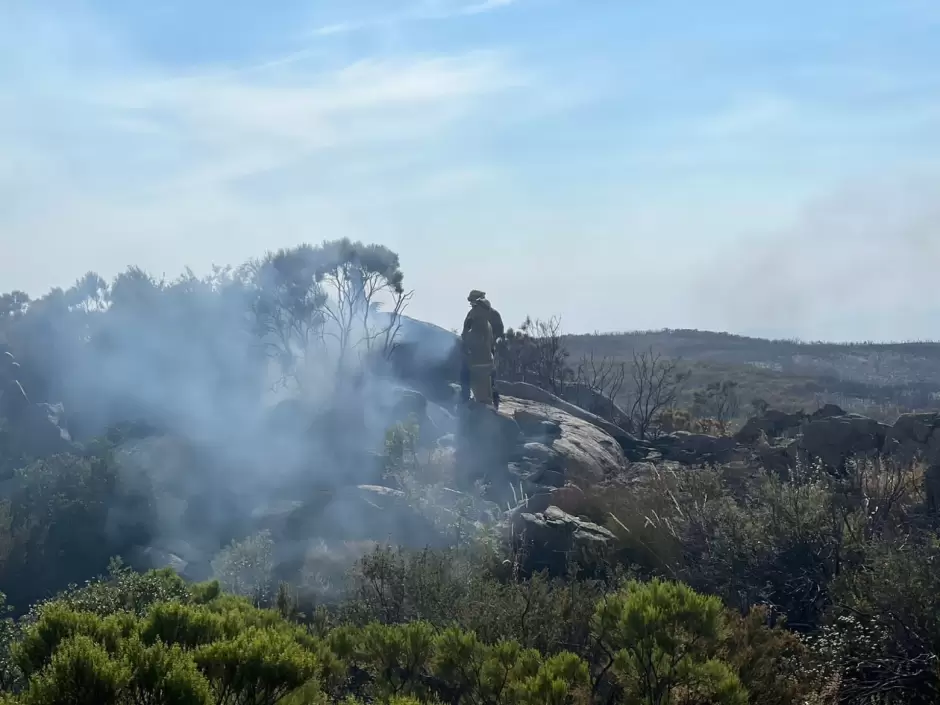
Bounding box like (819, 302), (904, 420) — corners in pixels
(615, 403), (922, 473)
(495, 381), (641, 454)
(754, 440), (800, 476)
(735, 404), (847, 444)
(319, 485), (438, 544)
(129, 545), (192, 578)
(515, 485), (588, 516)
(884, 412), (940, 510)
(250, 483), (451, 584)
(799, 414), (889, 470)
(455, 402), (523, 490)
(653, 431), (739, 464)
(736, 409), (806, 444)
(560, 382), (633, 431)
(502, 397), (627, 485)
(508, 505), (614, 575)
(377, 385), (457, 446)
(887, 412), (940, 463)
(455, 396), (629, 510)
(726, 406), (940, 476)
(386, 317), (461, 406)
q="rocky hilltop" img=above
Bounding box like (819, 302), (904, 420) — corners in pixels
(5, 318), (940, 588)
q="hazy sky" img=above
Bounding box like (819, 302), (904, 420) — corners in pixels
(2, 0), (940, 341)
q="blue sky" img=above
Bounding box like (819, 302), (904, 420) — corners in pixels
(2, 0), (940, 341)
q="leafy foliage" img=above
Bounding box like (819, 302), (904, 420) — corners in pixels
(5, 246), (940, 705)
(0, 451), (154, 612)
(210, 533), (276, 606)
(692, 381), (741, 434)
(592, 579), (747, 704)
(0, 560), (827, 704)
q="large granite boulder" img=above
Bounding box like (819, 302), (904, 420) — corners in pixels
(799, 414), (889, 470)
(887, 412), (940, 464)
(385, 317), (462, 405)
(509, 505), (615, 575)
(515, 485), (588, 516)
(499, 397), (627, 486)
(654, 431), (738, 464)
(736, 409), (806, 444)
(453, 395), (627, 511)
(560, 382), (633, 431)
(495, 381), (641, 454)
(735, 404), (846, 445)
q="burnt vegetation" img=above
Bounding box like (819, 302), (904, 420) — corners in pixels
(2, 245), (940, 703)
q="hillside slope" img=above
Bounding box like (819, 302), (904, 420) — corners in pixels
(563, 329), (940, 418)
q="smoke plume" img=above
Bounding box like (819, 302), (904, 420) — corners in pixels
(3, 243), (462, 587)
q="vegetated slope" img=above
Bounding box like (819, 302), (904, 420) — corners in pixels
(564, 329), (940, 417)
(8, 250), (940, 703)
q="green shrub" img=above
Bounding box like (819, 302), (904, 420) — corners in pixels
(120, 637), (212, 705)
(193, 626), (320, 705)
(0, 566), (832, 704)
(591, 578), (747, 705)
(3, 592), (596, 705)
(0, 595), (16, 691)
(19, 634), (130, 705)
(341, 544), (617, 658)
(210, 531), (276, 606)
(41, 560), (195, 618)
(0, 452), (154, 613)
(723, 606), (819, 705)
(816, 537), (940, 704)
(588, 456), (926, 635)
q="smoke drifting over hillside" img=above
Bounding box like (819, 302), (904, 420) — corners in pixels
(1, 243), (460, 582)
(692, 176), (940, 342)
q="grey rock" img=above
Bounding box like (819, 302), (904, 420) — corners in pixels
(811, 403), (847, 419)
(497, 381), (639, 452)
(513, 409), (556, 436)
(513, 486), (587, 516)
(657, 432), (737, 463)
(560, 382), (633, 431)
(315, 484), (446, 547)
(799, 414), (888, 470)
(539, 469), (567, 488)
(538, 420), (564, 437)
(889, 412), (940, 445)
(390, 387), (428, 419)
(510, 505), (614, 575)
(500, 398), (627, 485)
(736, 409), (806, 444)
(130, 545), (189, 576)
(521, 442), (564, 468)
(426, 402), (457, 437)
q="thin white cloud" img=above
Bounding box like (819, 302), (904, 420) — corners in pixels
(311, 22), (365, 36)
(308, 0), (518, 37)
(0, 3), (536, 301)
(107, 51), (524, 191)
(458, 0), (517, 16)
(416, 0), (518, 18)
(698, 94), (796, 138)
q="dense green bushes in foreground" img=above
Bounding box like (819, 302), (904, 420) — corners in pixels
(0, 561), (810, 705)
(3, 430), (940, 702)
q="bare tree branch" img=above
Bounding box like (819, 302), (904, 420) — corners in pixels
(627, 347), (688, 440)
